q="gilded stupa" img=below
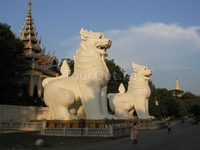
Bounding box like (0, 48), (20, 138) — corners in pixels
(175, 78), (180, 90)
(173, 78), (182, 97)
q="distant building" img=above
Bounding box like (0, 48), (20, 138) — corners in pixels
(19, 1), (60, 105)
(173, 78), (182, 97)
(175, 78), (180, 90)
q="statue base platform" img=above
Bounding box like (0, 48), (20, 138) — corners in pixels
(31, 119), (152, 128)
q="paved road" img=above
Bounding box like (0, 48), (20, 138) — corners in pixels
(76, 120), (200, 150)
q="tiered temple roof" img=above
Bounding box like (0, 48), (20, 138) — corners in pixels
(20, 1), (59, 72)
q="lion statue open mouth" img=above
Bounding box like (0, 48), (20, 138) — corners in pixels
(42, 29), (112, 120)
(96, 44), (111, 51)
(108, 62), (155, 119)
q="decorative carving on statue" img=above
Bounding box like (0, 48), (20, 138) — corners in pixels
(42, 29), (112, 120)
(108, 62), (155, 119)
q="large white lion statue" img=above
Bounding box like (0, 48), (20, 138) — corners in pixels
(108, 62), (155, 119)
(42, 29), (112, 120)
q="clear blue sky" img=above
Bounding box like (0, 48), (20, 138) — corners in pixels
(1, 0), (200, 95)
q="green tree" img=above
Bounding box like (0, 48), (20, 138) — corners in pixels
(176, 99), (188, 116)
(155, 88), (178, 118)
(154, 88), (199, 119)
(170, 89), (184, 98)
(181, 92), (197, 100)
(105, 59), (129, 93)
(0, 23), (29, 104)
(148, 80), (162, 118)
(181, 92), (200, 116)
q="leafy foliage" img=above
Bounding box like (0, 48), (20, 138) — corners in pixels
(149, 88), (200, 119)
(105, 59), (129, 93)
(0, 23), (29, 103)
(148, 80), (161, 118)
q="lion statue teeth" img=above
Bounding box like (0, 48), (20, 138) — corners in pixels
(108, 62), (155, 119)
(42, 28), (112, 120)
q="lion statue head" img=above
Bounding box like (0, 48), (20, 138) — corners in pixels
(131, 62), (152, 81)
(79, 28), (112, 57)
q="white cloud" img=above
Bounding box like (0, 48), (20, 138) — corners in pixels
(60, 36), (80, 47)
(59, 36), (81, 59)
(59, 22), (200, 95)
(59, 22), (200, 74)
(104, 22), (200, 74)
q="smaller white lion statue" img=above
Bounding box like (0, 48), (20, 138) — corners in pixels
(108, 62), (155, 119)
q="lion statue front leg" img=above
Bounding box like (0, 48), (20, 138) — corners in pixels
(101, 86), (115, 119)
(145, 98), (155, 119)
(115, 103), (134, 119)
(133, 96), (154, 119)
(44, 87), (77, 120)
(79, 83), (106, 119)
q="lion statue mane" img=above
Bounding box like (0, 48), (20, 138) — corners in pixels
(108, 62), (155, 119)
(42, 28), (112, 120)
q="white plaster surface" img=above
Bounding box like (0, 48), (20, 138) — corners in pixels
(0, 105), (37, 122)
(36, 107), (51, 120)
(42, 29), (112, 120)
(108, 62), (155, 119)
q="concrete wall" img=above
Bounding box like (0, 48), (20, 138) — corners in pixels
(0, 105), (51, 122)
(36, 107), (51, 120)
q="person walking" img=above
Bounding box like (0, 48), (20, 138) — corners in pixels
(130, 122), (141, 144)
(182, 118), (184, 124)
(167, 123), (172, 134)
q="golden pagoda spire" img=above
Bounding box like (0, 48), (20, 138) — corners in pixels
(27, 1), (32, 17)
(175, 78), (180, 90)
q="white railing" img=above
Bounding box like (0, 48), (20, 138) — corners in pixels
(0, 120), (43, 130)
(0, 120), (166, 138)
(140, 121), (166, 129)
(43, 127), (112, 137)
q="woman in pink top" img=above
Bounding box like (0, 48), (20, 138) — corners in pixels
(131, 122), (141, 144)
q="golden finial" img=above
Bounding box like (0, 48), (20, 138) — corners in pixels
(175, 78), (180, 90)
(28, 1), (32, 16)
